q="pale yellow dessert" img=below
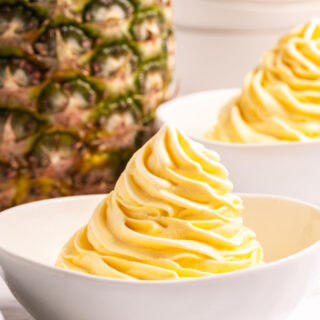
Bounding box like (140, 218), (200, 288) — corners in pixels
(209, 18), (320, 143)
(57, 125), (263, 280)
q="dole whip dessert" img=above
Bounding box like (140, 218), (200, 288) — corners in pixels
(57, 125), (263, 280)
(209, 18), (320, 143)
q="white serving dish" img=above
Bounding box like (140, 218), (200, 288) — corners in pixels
(156, 89), (320, 206)
(0, 195), (320, 320)
(173, 0), (320, 94)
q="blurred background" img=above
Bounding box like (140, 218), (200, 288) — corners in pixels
(174, 0), (320, 94)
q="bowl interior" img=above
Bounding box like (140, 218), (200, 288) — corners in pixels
(242, 196), (320, 262)
(0, 195), (104, 266)
(0, 195), (319, 267)
(156, 89), (239, 143)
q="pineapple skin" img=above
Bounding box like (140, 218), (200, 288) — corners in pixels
(0, 0), (175, 211)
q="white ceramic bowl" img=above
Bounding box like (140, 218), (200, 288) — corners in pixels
(0, 195), (320, 320)
(156, 89), (320, 206)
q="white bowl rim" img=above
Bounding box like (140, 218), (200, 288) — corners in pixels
(0, 194), (319, 286)
(157, 88), (320, 149)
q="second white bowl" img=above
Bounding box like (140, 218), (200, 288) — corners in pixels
(156, 89), (320, 206)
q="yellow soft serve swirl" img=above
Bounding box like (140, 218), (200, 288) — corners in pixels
(57, 125), (263, 280)
(209, 18), (320, 143)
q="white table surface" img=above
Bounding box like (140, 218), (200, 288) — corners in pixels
(0, 276), (319, 320)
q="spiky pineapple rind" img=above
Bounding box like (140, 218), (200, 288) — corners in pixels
(0, 0), (174, 211)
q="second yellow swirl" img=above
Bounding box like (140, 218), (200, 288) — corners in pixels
(209, 18), (320, 143)
(57, 125), (262, 280)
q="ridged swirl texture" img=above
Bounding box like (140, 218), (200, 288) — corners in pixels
(56, 125), (263, 280)
(209, 18), (320, 143)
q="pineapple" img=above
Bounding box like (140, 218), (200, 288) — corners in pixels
(0, 0), (175, 211)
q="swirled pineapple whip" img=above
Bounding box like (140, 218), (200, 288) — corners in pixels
(209, 18), (320, 143)
(57, 125), (263, 280)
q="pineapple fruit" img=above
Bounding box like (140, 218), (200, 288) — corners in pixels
(0, 0), (175, 211)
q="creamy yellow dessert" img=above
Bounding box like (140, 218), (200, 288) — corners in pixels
(209, 18), (320, 143)
(57, 125), (263, 280)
